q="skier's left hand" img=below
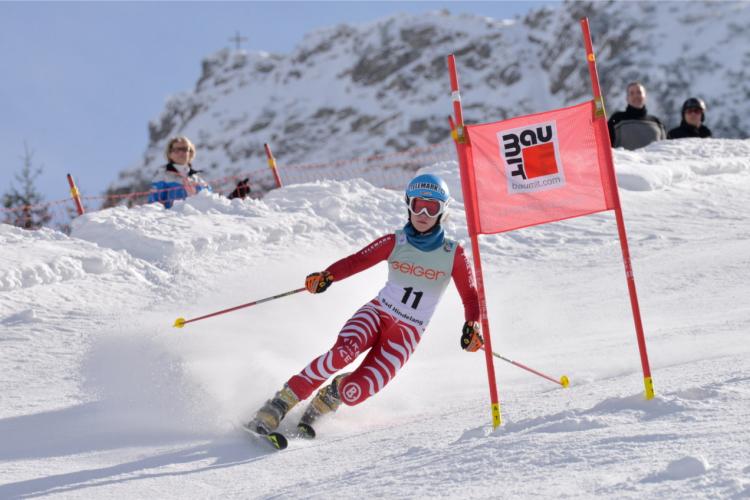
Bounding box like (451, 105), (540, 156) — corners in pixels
(460, 321), (483, 352)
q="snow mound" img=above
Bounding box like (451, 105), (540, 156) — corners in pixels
(72, 179), (410, 268)
(0, 224), (168, 292)
(613, 139), (750, 191)
(643, 456), (710, 482)
(588, 394), (689, 419)
(1, 308), (39, 325)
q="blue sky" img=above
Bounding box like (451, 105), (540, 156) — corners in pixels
(1, 1), (548, 203)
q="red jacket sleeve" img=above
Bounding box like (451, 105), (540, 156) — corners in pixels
(325, 234), (395, 282)
(452, 245), (480, 322)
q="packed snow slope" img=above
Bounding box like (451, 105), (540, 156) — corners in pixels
(1, 139), (750, 498)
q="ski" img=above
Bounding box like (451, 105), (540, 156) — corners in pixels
(241, 424), (288, 450)
(297, 422), (316, 439)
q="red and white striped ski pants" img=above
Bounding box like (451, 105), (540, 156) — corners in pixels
(287, 299), (423, 406)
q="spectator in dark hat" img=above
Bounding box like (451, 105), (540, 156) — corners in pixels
(668, 97), (712, 139)
(607, 81), (667, 150)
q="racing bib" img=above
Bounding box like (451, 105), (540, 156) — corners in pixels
(376, 230), (456, 327)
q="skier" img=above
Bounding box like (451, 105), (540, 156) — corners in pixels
(245, 173), (484, 439)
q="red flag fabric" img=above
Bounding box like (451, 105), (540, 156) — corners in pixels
(465, 101), (616, 235)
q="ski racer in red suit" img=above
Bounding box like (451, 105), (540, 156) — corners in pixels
(246, 174), (484, 437)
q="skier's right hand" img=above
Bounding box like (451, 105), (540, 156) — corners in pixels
(461, 321), (483, 352)
(305, 271), (333, 294)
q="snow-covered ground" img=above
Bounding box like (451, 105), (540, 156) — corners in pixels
(1, 139), (749, 498)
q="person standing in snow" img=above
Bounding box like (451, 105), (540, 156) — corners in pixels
(607, 81), (667, 150)
(148, 136), (212, 209)
(246, 173), (483, 437)
(668, 97), (712, 140)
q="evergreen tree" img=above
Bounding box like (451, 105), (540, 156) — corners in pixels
(2, 143), (52, 230)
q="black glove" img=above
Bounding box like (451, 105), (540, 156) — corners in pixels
(460, 321), (483, 352)
(305, 271), (333, 294)
(228, 178), (251, 200)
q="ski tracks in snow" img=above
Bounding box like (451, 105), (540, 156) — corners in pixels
(218, 356), (750, 499)
(445, 361), (750, 499)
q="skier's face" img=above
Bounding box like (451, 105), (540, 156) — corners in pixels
(410, 211), (438, 233)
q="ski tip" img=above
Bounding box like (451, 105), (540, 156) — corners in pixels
(241, 424), (288, 450)
(560, 375), (570, 388)
(297, 423), (316, 439)
(267, 432), (288, 450)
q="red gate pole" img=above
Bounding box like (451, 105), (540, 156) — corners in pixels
(264, 143), (283, 188)
(580, 18), (654, 400)
(66, 173), (85, 216)
(447, 54), (502, 428)
(448, 116), (458, 142)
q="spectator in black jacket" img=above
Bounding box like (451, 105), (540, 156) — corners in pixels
(668, 97), (712, 140)
(607, 81), (666, 150)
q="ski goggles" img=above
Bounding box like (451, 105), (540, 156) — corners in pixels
(407, 196), (446, 217)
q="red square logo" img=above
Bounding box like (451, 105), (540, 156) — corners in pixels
(522, 143), (558, 179)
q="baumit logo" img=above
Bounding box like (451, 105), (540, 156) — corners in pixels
(498, 121), (566, 194)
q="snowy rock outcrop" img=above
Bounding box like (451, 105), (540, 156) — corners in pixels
(105, 1), (750, 197)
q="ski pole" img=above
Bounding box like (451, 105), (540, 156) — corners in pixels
(481, 347), (570, 388)
(173, 287), (306, 329)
